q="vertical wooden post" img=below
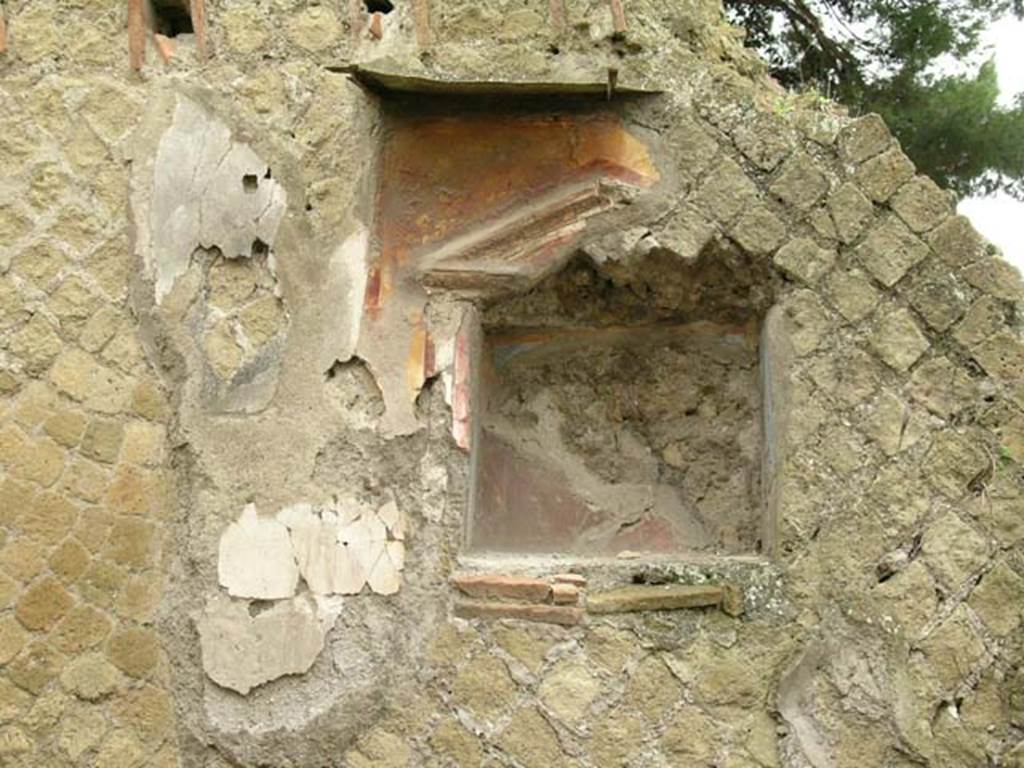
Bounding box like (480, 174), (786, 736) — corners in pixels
(609, 0), (626, 34)
(0, 8), (7, 55)
(349, 0), (366, 44)
(128, 0), (146, 71)
(412, 0), (430, 47)
(549, 0), (567, 32)
(190, 0), (207, 58)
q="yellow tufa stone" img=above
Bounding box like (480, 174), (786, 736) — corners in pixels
(16, 576), (75, 631)
(106, 625), (160, 679)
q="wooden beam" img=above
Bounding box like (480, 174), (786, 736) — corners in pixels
(128, 0), (146, 71)
(190, 0), (207, 58)
(348, 0), (366, 44)
(412, 0), (430, 47)
(609, 0), (626, 34)
(549, 0), (567, 32)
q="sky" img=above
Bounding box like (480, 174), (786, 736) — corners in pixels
(958, 15), (1024, 271)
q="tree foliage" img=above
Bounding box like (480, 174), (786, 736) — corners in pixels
(724, 0), (1024, 198)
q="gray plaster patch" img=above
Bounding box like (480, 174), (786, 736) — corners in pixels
(197, 594), (341, 695)
(137, 95), (286, 303)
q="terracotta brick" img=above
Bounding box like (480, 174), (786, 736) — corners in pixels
(368, 11), (383, 39)
(451, 573), (551, 602)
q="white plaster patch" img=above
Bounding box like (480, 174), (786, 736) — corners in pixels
(278, 498), (406, 596)
(197, 594), (340, 695)
(143, 96), (287, 303)
(218, 504), (299, 599)
(320, 225), (369, 373)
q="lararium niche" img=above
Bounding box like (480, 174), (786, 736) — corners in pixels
(469, 242), (782, 558)
(361, 86), (785, 564)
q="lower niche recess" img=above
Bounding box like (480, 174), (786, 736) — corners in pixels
(467, 250), (778, 557)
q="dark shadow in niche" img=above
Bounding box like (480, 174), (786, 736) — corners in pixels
(468, 240), (784, 559)
(365, 0), (395, 13)
(148, 0), (194, 37)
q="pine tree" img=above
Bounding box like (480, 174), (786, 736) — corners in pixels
(725, 0), (1024, 198)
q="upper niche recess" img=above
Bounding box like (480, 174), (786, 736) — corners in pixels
(360, 92), (782, 557)
(468, 243), (780, 557)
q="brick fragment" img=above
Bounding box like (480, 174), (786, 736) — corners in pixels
(451, 573), (551, 602)
(586, 584), (723, 614)
(152, 33), (175, 64)
(455, 600), (582, 626)
(551, 584), (579, 605)
(369, 12), (383, 40)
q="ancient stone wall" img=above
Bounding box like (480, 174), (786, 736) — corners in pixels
(0, 1), (1022, 767)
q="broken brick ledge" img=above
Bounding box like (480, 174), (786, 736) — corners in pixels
(451, 572), (745, 625)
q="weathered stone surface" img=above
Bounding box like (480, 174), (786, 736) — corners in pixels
(856, 216), (929, 287)
(962, 257), (1024, 302)
(972, 329), (1024, 386)
(197, 594), (339, 695)
(0, 616), (28, 665)
(497, 706), (565, 767)
(827, 182), (875, 244)
(773, 238), (835, 284)
(917, 606), (985, 692)
(451, 653), (517, 721)
(873, 560), (937, 638)
(968, 560), (1024, 636)
(538, 658), (601, 722)
(622, 654), (684, 720)
(869, 308), (930, 372)
(920, 512), (989, 590)
(218, 504), (299, 600)
(910, 356), (976, 419)
(838, 114), (891, 164)
(925, 431), (990, 500)
(0, 5), (1012, 764)
(927, 214), (988, 268)
(854, 147), (915, 203)
(106, 625), (160, 679)
(455, 600), (583, 626)
(16, 576), (74, 631)
(693, 157), (759, 224)
(825, 269), (881, 322)
(906, 274), (968, 332)
(890, 176), (951, 233)
(954, 296), (1006, 348)
(770, 153), (830, 209)
(587, 584), (723, 613)
(730, 206), (787, 254)
(59, 653), (123, 701)
(732, 115), (793, 171)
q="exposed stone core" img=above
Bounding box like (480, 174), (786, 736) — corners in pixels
(2, 0), (1022, 766)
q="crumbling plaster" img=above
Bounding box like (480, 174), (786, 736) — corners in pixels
(0, 0), (1022, 767)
